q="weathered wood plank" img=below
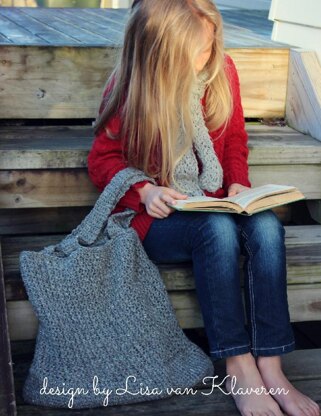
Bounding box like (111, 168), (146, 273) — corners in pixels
(11, 378), (321, 416)
(1, 124), (321, 170)
(0, 31), (12, 44)
(0, 205), (291, 237)
(0, 7), (282, 47)
(0, 206), (92, 235)
(279, 348), (321, 381)
(170, 285), (321, 328)
(7, 281), (321, 339)
(0, 126), (94, 170)
(3, 224), (321, 336)
(21, 7), (110, 45)
(0, 7), (81, 45)
(0, 46), (289, 119)
(59, 8), (125, 38)
(3, 225), (321, 296)
(10, 338), (321, 414)
(1, 163), (319, 210)
(10, 338), (321, 383)
(0, 7), (288, 48)
(229, 48), (289, 118)
(0, 12), (44, 44)
(0, 46), (118, 118)
(0, 169), (98, 208)
(0, 240), (17, 416)
(286, 50), (321, 142)
(249, 165), (321, 199)
(222, 10), (274, 39)
(217, 0), (272, 10)
(81, 8), (126, 29)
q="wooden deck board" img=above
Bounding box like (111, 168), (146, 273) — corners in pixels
(0, 7), (289, 48)
(82, 7), (126, 28)
(0, 31), (11, 44)
(3, 226), (321, 292)
(223, 9), (273, 34)
(0, 11), (43, 44)
(9, 339), (321, 414)
(1, 165), (320, 209)
(57, 9), (124, 41)
(1, 124), (321, 207)
(1, 124), (320, 169)
(12, 380), (321, 415)
(0, 7), (83, 45)
(0, 46), (289, 119)
(3, 224), (321, 333)
(21, 7), (90, 44)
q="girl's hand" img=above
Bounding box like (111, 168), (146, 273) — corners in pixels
(227, 183), (250, 197)
(137, 183), (188, 219)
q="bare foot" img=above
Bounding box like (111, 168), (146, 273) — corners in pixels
(257, 355), (320, 416)
(225, 352), (284, 416)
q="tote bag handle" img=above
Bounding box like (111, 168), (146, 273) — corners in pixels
(53, 168), (156, 256)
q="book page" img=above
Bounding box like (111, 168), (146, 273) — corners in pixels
(246, 190), (305, 213)
(222, 184), (296, 209)
(169, 184), (298, 210)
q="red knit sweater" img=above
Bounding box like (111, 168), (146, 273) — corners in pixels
(87, 54), (251, 242)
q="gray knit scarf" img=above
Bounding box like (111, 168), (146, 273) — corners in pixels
(170, 72), (223, 196)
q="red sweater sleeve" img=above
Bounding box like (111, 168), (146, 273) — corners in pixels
(221, 54), (252, 191)
(87, 116), (151, 212)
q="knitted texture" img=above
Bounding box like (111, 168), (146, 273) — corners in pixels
(170, 71), (223, 196)
(19, 167), (214, 409)
(87, 54), (252, 241)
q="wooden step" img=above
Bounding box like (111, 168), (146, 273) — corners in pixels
(1, 124), (321, 169)
(10, 339), (321, 415)
(1, 124), (321, 211)
(0, 8), (290, 119)
(2, 224), (321, 340)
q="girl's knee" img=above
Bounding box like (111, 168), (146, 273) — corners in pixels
(258, 210), (284, 238)
(242, 210), (285, 249)
(191, 213), (240, 250)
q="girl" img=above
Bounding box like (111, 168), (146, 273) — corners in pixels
(87, 1), (320, 415)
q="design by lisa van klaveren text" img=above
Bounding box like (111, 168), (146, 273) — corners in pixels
(40, 375), (289, 408)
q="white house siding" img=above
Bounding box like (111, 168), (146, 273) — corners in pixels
(269, 0), (321, 61)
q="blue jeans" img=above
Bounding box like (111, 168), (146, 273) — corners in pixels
(142, 209), (296, 360)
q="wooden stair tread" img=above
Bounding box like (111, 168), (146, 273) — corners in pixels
(13, 381), (321, 415)
(1, 124), (321, 206)
(13, 378), (321, 416)
(1, 125), (321, 169)
(3, 225), (321, 330)
(3, 224), (321, 334)
(11, 341), (321, 415)
(0, 8), (290, 119)
(0, 8), (287, 48)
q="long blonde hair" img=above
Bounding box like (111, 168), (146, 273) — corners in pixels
(94, 0), (233, 187)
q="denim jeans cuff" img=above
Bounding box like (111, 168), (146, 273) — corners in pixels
(251, 340), (296, 357)
(210, 343), (251, 360)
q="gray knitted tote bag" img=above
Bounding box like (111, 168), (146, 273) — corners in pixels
(19, 167), (214, 409)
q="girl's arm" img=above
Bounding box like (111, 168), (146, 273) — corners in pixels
(87, 116), (151, 212)
(220, 54), (252, 193)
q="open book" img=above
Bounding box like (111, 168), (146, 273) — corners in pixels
(168, 184), (305, 215)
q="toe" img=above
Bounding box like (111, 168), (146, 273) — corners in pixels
(310, 400), (320, 415)
(300, 404), (316, 416)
